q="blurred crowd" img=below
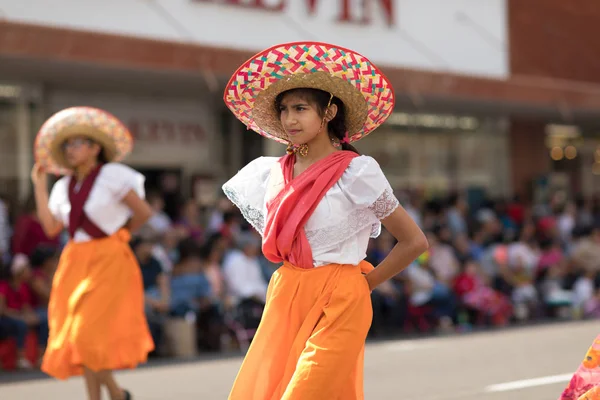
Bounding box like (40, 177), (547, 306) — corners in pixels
(1, 183), (600, 371)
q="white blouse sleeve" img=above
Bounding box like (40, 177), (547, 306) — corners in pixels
(48, 177), (69, 223)
(222, 157), (278, 236)
(101, 163), (146, 201)
(303, 155), (401, 255)
(340, 155), (400, 221)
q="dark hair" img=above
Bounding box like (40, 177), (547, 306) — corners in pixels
(275, 88), (360, 154)
(177, 238), (203, 262)
(97, 147), (108, 164)
(30, 245), (59, 268)
(200, 233), (224, 261)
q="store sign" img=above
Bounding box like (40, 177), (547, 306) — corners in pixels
(128, 119), (206, 144)
(192, 0), (395, 26)
(0, 0), (507, 77)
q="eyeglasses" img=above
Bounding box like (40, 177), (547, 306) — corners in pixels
(61, 137), (93, 151)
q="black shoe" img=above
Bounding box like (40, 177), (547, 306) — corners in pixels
(123, 390), (132, 400)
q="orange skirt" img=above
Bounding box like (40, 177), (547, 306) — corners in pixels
(228, 261), (374, 400)
(41, 229), (154, 380)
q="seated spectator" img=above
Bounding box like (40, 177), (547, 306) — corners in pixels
(403, 251), (457, 330)
(367, 231), (406, 335)
(222, 232), (268, 332)
(162, 228), (182, 267)
(144, 191), (173, 237)
(453, 234), (473, 265)
(219, 211), (241, 244)
(159, 239), (213, 316)
(28, 246), (59, 351)
(201, 233), (227, 303)
(11, 196), (60, 257)
(132, 237), (170, 353)
(573, 269), (596, 317)
(222, 233), (268, 307)
(539, 263), (573, 312)
(427, 229), (459, 285)
(148, 239), (223, 351)
(0, 254), (46, 368)
(208, 196), (234, 234)
(494, 245), (539, 321)
(453, 259), (512, 326)
(174, 200), (204, 243)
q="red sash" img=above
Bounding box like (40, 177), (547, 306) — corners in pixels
(262, 151), (359, 269)
(68, 164), (108, 239)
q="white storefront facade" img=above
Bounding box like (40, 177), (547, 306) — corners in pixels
(5, 0), (594, 206)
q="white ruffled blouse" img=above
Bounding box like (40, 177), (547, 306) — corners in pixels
(223, 155), (400, 267)
(48, 163), (146, 243)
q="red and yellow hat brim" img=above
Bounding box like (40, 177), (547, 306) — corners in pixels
(224, 41), (395, 144)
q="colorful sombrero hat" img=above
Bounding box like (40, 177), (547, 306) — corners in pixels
(34, 107), (133, 175)
(224, 41), (395, 144)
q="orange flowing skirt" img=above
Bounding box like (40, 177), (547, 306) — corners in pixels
(228, 261), (374, 400)
(41, 229), (154, 380)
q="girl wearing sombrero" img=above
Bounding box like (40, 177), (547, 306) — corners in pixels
(31, 107), (154, 400)
(223, 42), (429, 399)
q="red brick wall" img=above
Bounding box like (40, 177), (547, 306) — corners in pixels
(509, 120), (550, 201)
(509, 0), (600, 83)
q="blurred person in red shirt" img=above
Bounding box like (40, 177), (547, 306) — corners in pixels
(11, 196), (60, 257)
(0, 254), (44, 368)
(453, 259), (512, 326)
(507, 195), (525, 227)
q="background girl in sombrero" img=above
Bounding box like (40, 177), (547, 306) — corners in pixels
(31, 107), (155, 400)
(222, 42), (429, 399)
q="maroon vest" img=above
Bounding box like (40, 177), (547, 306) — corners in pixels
(68, 164), (108, 239)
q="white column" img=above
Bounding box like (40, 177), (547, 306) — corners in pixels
(15, 93), (32, 202)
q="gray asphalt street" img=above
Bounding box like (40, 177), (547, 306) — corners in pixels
(0, 320), (595, 399)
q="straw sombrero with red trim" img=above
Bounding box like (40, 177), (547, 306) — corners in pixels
(34, 107), (133, 175)
(224, 41), (395, 144)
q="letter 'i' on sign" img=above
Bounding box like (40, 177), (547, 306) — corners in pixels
(306, 0), (395, 26)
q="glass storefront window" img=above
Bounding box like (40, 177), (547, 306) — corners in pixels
(355, 114), (509, 198)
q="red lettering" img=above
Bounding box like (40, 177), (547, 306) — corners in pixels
(126, 119), (205, 143)
(337, 0), (395, 26)
(147, 121), (160, 141)
(193, 0), (284, 12)
(305, 0), (318, 14)
(194, 0), (394, 26)
(377, 0), (394, 26)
